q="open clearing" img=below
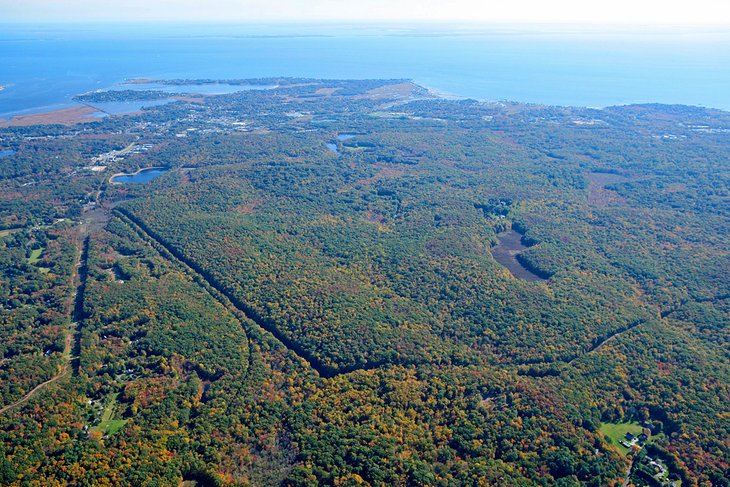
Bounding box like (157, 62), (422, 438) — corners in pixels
(28, 247), (44, 264)
(600, 421), (644, 456)
(91, 393), (128, 437)
(0, 228), (22, 238)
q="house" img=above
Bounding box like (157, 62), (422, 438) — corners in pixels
(625, 433), (635, 441)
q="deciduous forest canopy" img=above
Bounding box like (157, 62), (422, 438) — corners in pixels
(0, 79), (728, 486)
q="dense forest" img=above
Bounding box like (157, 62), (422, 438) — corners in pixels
(0, 78), (727, 486)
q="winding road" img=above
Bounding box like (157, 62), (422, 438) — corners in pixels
(0, 229), (88, 415)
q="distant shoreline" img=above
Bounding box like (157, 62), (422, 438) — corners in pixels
(2, 68), (730, 124)
(2, 24), (730, 111)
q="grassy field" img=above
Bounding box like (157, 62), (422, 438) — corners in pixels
(91, 394), (128, 437)
(600, 421), (645, 456)
(28, 247), (44, 264)
(97, 419), (127, 436)
(0, 228), (21, 238)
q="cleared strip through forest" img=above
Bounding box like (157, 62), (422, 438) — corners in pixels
(112, 214), (260, 385)
(517, 317), (656, 377)
(0, 368), (70, 415)
(71, 236), (90, 375)
(566, 316), (654, 364)
(113, 209), (341, 378)
(114, 209), (422, 378)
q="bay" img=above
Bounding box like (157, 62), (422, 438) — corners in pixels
(2, 23), (730, 118)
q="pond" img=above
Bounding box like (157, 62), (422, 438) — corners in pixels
(490, 229), (547, 282)
(110, 167), (169, 184)
(327, 134), (358, 153)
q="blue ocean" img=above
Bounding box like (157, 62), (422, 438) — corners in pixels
(2, 23), (730, 118)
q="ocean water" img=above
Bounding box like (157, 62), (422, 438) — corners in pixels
(2, 23), (730, 118)
(113, 82), (276, 94)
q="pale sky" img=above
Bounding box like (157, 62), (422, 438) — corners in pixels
(1, 0), (730, 25)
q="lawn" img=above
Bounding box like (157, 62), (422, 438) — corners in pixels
(90, 393), (128, 437)
(97, 419), (127, 436)
(28, 247), (44, 264)
(600, 421), (644, 456)
(0, 228), (20, 238)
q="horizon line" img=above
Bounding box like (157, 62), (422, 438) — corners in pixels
(2, 20), (730, 29)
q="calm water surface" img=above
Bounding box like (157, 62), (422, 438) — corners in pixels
(116, 82), (275, 94)
(1, 24), (730, 118)
(491, 229), (547, 282)
(91, 99), (175, 115)
(111, 168), (169, 184)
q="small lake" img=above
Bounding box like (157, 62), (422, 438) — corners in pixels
(111, 167), (169, 184)
(491, 229), (547, 282)
(0, 150), (15, 158)
(327, 134), (358, 153)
